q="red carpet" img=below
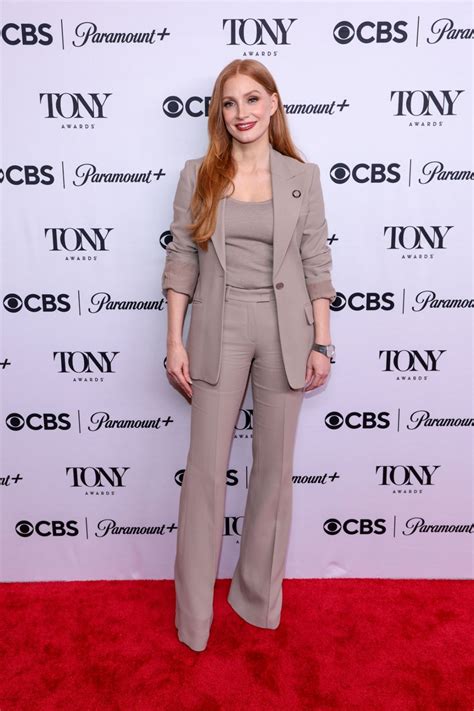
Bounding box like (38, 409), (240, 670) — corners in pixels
(1, 578), (472, 710)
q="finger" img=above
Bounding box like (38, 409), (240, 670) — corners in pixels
(178, 366), (193, 398)
(183, 363), (193, 386)
(178, 377), (192, 398)
(177, 368), (191, 394)
(169, 369), (192, 398)
(308, 374), (325, 391)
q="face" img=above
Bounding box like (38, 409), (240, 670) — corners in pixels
(221, 74), (278, 145)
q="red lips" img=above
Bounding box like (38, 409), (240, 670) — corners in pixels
(235, 122), (256, 131)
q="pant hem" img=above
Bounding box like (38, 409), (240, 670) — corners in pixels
(175, 607), (213, 652)
(227, 590), (280, 630)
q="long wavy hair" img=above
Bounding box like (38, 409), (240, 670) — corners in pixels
(188, 59), (305, 250)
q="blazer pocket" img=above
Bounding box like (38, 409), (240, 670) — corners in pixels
(304, 301), (314, 325)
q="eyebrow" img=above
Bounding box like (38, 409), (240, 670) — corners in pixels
(222, 89), (262, 100)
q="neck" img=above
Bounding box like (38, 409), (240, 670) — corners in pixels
(231, 138), (271, 172)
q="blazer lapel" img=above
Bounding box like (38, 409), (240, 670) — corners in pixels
(211, 145), (307, 278)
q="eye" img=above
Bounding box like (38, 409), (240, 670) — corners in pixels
(222, 96), (259, 109)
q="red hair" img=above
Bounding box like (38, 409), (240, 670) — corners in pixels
(188, 59), (305, 250)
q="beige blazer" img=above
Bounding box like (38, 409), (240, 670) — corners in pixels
(161, 145), (336, 389)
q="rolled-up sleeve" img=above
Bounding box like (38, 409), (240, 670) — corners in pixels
(161, 160), (199, 301)
(299, 163), (337, 304)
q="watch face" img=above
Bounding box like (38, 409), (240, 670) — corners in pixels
(313, 344), (335, 357)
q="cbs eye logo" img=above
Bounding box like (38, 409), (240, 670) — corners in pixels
(0, 165), (54, 185)
(327, 292), (395, 312)
(174, 469), (185, 486)
(329, 163), (401, 184)
(1, 23), (53, 46)
(323, 518), (386, 535)
(160, 230), (172, 249)
(3, 293), (70, 313)
(325, 411), (391, 430)
(163, 96), (184, 117)
(15, 520), (79, 537)
(333, 20), (408, 45)
(162, 95), (209, 118)
(6, 412), (71, 431)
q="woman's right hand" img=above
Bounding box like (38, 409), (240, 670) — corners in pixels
(166, 342), (193, 398)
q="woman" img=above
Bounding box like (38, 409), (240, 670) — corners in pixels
(161, 59), (337, 652)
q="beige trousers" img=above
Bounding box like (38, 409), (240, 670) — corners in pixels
(174, 284), (305, 651)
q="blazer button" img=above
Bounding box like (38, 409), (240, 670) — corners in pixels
(275, 282), (284, 289)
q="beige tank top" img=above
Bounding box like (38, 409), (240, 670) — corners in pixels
(224, 196), (274, 288)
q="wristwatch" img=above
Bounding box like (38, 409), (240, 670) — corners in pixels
(312, 343), (336, 359)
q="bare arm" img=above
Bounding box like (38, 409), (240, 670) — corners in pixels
(166, 288), (189, 347)
(164, 288), (193, 398)
(312, 297), (332, 345)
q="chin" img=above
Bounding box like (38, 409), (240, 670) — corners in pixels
(234, 131), (265, 143)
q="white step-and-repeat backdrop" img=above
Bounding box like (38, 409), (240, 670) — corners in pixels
(1, 1), (473, 583)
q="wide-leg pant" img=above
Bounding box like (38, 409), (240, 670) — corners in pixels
(174, 284), (305, 651)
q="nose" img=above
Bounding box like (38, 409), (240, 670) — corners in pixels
(236, 104), (249, 120)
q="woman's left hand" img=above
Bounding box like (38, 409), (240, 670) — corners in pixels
(304, 350), (331, 392)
